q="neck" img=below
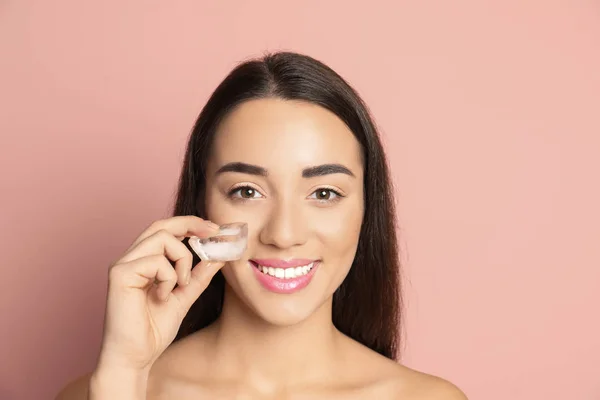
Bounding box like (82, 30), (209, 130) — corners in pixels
(206, 283), (342, 388)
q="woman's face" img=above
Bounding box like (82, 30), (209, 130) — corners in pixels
(204, 98), (364, 326)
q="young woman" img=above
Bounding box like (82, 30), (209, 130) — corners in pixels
(57, 52), (467, 399)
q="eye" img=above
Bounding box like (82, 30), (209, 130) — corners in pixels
(228, 185), (263, 200)
(309, 188), (344, 202)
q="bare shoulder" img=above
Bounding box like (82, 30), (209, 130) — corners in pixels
(54, 373), (90, 400)
(341, 338), (467, 400)
(387, 364), (468, 400)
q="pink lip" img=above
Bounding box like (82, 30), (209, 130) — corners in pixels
(249, 259), (319, 294)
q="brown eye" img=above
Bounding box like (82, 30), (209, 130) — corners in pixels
(316, 189), (331, 200)
(309, 188), (344, 203)
(240, 187), (256, 198)
(228, 186), (262, 200)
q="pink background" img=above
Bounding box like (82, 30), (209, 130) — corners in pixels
(1, 1), (599, 399)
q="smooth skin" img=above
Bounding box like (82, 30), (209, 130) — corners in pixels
(56, 99), (467, 399)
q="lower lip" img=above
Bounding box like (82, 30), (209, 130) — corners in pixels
(250, 261), (319, 294)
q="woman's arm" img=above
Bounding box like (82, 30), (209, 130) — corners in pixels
(55, 368), (149, 400)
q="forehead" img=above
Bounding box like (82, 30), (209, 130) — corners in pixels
(209, 98), (363, 174)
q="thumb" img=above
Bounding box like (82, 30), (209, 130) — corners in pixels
(172, 260), (225, 309)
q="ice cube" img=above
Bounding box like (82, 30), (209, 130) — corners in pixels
(188, 222), (247, 261)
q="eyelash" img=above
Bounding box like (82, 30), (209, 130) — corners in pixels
(227, 185), (345, 203)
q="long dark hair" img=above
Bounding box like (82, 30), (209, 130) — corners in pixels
(172, 52), (402, 360)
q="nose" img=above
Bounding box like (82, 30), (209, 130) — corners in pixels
(259, 199), (307, 249)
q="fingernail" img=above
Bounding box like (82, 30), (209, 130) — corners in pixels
(207, 221), (220, 230)
(185, 272), (191, 285)
(208, 261), (223, 270)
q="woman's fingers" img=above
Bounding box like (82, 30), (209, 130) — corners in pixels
(108, 215), (227, 311)
(109, 254), (178, 301)
(172, 260), (225, 309)
(126, 216), (219, 253)
(118, 229), (197, 287)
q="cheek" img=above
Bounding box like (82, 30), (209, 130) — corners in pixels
(204, 187), (246, 224)
(313, 198), (364, 256)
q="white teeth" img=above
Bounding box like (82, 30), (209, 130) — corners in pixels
(256, 263), (315, 279)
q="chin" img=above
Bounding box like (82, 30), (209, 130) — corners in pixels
(248, 299), (322, 326)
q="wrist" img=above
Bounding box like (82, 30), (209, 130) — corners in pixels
(90, 366), (149, 400)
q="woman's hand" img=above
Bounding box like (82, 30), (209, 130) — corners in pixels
(94, 216), (224, 375)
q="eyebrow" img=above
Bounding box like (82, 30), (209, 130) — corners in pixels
(216, 162), (268, 176)
(302, 164), (355, 178)
(215, 162), (355, 178)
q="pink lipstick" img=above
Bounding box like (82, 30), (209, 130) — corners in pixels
(249, 258), (319, 294)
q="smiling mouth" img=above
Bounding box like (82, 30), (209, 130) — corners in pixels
(250, 261), (316, 279)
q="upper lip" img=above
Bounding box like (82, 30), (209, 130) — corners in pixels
(250, 259), (318, 269)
